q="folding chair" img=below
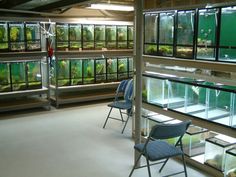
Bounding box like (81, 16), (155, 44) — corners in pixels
(129, 120), (191, 177)
(103, 79), (133, 134)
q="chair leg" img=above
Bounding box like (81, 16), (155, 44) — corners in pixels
(181, 154), (188, 177)
(159, 158), (169, 173)
(121, 111), (131, 134)
(103, 107), (113, 129)
(119, 109), (124, 122)
(146, 157), (152, 177)
(128, 153), (142, 177)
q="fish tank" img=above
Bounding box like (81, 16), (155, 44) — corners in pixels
(69, 24), (81, 50)
(117, 26), (127, 49)
(83, 59), (95, 84)
(9, 22), (25, 52)
(219, 6), (236, 62)
(204, 135), (236, 171)
(25, 23), (41, 51)
(176, 10), (195, 58)
(71, 59), (82, 85)
(128, 26), (134, 49)
(57, 59), (70, 86)
(95, 25), (105, 49)
(144, 13), (158, 55)
(11, 62), (27, 91)
(117, 57), (128, 80)
(106, 25), (117, 49)
(128, 57), (133, 78)
(0, 63), (11, 92)
(0, 22), (8, 52)
(82, 25), (94, 50)
(158, 12), (175, 57)
(107, 58), (117, 82)
(56, 23), (69, 51)
(26, 61), (42, 89)
(225, 148), (236, 177)
(95, 58), (106, 83)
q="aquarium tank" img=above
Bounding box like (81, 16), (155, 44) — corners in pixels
(56, 23), (69, 50)
(83, 59), (95, 84)
(11, 62), (27, 91)
(117, 26), (127, 49)
(71, 59), (82, 85)
(225, 148), (236, 177)
(176, 10), (195, 58)
(197, 8), (218, 60)
(9, 22), (25, 51)
(0, 22), (8, 51)
(144, 13), (158, 55)
(69, 24), (81, 50)
(128, 26), (134, 49)
(95, 25), (105, 49)
(25, 23), (41, 51)
(57, 59), (70, 86)
(82, 25), (94, 50)
(95, 58), (106, 83)
(106, 25), (117, 49)
(128, 57), (133, 78)
(219, 6), (236, 62)
(106, 58), (117, 81)
(158, 12), (175, 57)
(0, 63), (11, 92)
(117, 58), (128, 80)
(26, 61), (42, 89)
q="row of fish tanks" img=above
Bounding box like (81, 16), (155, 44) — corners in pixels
(141, 109), (236, 176)
(0, 60), (42, 92)
(50, 57), (133, 87)
(56, 24), (134, 50)
(144, 5), (236, 62)
(0, 22), (41, 52)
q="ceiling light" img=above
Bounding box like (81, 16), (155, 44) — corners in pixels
(88, 3), (134, 11)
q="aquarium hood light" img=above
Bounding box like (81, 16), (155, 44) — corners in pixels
(88, 3), (134, 11)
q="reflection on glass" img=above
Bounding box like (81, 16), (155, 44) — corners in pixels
(117, 26), (127, 49)
(0, 22), (8, 51)
(83, 25), (94, 50)
(0, 63), (11, 92)
(107, 58), (117, 81)
(57, 59), (70, 86)
(9, 23), (25, 51)
(95, 25), (105, 49)
(118, 58), (128, 80)
(56, 24), (69, 50)
(69, 24), (81, 50)
(71, 59), (82, 85)
(83, 59), (94, 84)
(11, 62), (27, 91)
(106, 25), (116, 49)
(27, 61), (42, 89)
(95, 58), (106, 83)
(26, 23), (41, 51)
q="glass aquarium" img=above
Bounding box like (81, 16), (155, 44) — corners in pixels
(95, 25), (105, 49)
(83, 59), (95, 84)
(106, 58), (117, 81)
(144, 13), (158, 55)
(158, 12), (175, 57)
(106, 25), (117, 49)
(69, 24), (81, 50)
(70, 59), (82, 85)
(219, 6), (236, 62)
(204, 135), (236, 171)
(82, 25), (94, 50)
(128, 26), (134, 49)
(117, 26), (127, 49)
(25, 23), (41, 51)
(128, 57), (133, 78)
(197, 8), (218, 60)
(11, 62), (27, 91)
(57, 59), (70, 86)
(26, 61), (42, 89)
(95, 58), (106, 83)
(176, 10), (195, 58)
(0, 63), (11, 92)
(56, 23), (69, 50)
(225, 148), (236, 177)
(117, 57), (128, 80)
(0, 22), (8, 52)
(9, 22), (25, 52)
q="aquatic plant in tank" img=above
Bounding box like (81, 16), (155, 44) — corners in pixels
(118, 58), (128, 80)
(11, 62), (27, 91)
(57, 59), (70, 86)
(95, 58), (106, 83)
(0, 22), (8, 51)
(26, 61), (42, 89)
(71, 59), (82, 85)
(69, 24), (81, 50)
(9, 23), (25, 51)
(107, 58), (117, 81)
(106, 25), (117, 49)
(26, 23), (41, 51)
(83, 59), (95, 84)
(83, 25), (94, 49)
(95, 25), (105, 49)
(117, 26), (127, 49)
(0, 63), (11, 92)
(56, 24), (69, 50)
(128, 26), (134, 49)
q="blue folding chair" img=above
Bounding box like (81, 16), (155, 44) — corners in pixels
(103, 79), (133, 133)
(129, 120), (191, 177)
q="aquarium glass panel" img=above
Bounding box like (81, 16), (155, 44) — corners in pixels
(219, 6), (236, 62)
(225, 148), (236, 177)
(232, 94), (236, 128)
(95, 25), (105, 49)
(118, 58), (128, 80)
(117, 26), (127, 49)
(0, 63), (11, 92)
(27, 61), (42, 89)
(83, 59), (94, 84)
(69, 24), (81, 50)
(57, 59), (70, 86)
(106, 25), (116, 49)
(144, 13), (157, 44)
(107, 58), (117, 81)
(71, 59), (82, 85)
(0, 22), (8, 51)
(128, 26), (134, 49)
(56, 24), (69, 50)
(128, 57), (133, 78)
(167, 81), (185, 109)
(26, 23), (41, 51)
(82, 25), (94, 49)
(9, 23), (25, 51)
(95, 59), (106, 83)
(11, 62), (27, 91)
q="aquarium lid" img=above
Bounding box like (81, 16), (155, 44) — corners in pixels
(226, 147), (236, 156)
(148, 114), (174, 123)
(206, 135), (236, 147)
(186, 125), (208, 135)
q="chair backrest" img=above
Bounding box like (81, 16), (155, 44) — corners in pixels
(114, 79), (129, 101)
(124, 79), (133, 102)
(149, 120), (191, 140)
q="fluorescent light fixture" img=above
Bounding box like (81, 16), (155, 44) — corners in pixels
(89, 3), (134, 11)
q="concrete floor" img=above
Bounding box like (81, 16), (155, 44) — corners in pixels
(0, 101), (213, 177)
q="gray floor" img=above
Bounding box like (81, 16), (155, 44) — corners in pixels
(0, 102), (212, 177)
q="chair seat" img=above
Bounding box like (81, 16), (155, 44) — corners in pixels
(108, 101), (132, 110)
(134, 140), (183, 161)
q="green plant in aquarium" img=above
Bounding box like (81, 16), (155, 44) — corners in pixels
(159, 46), (172, 56)
(57, 27), (67, 41)
(0, 27), (6, 42)
(83, 27), (93, 41)
(142, 89), (147, 101)
(96, 63), (104, 74)
(145, 45), (157, 54)
(26, 27), (33, 41)
(86, 66), (93, 77)
(70, 27), (81, 41)
(10, 27), (20, 41)
(117, 27), (127, 41)
(118, 62), (126, 72)
(106, 27), (116, 41)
